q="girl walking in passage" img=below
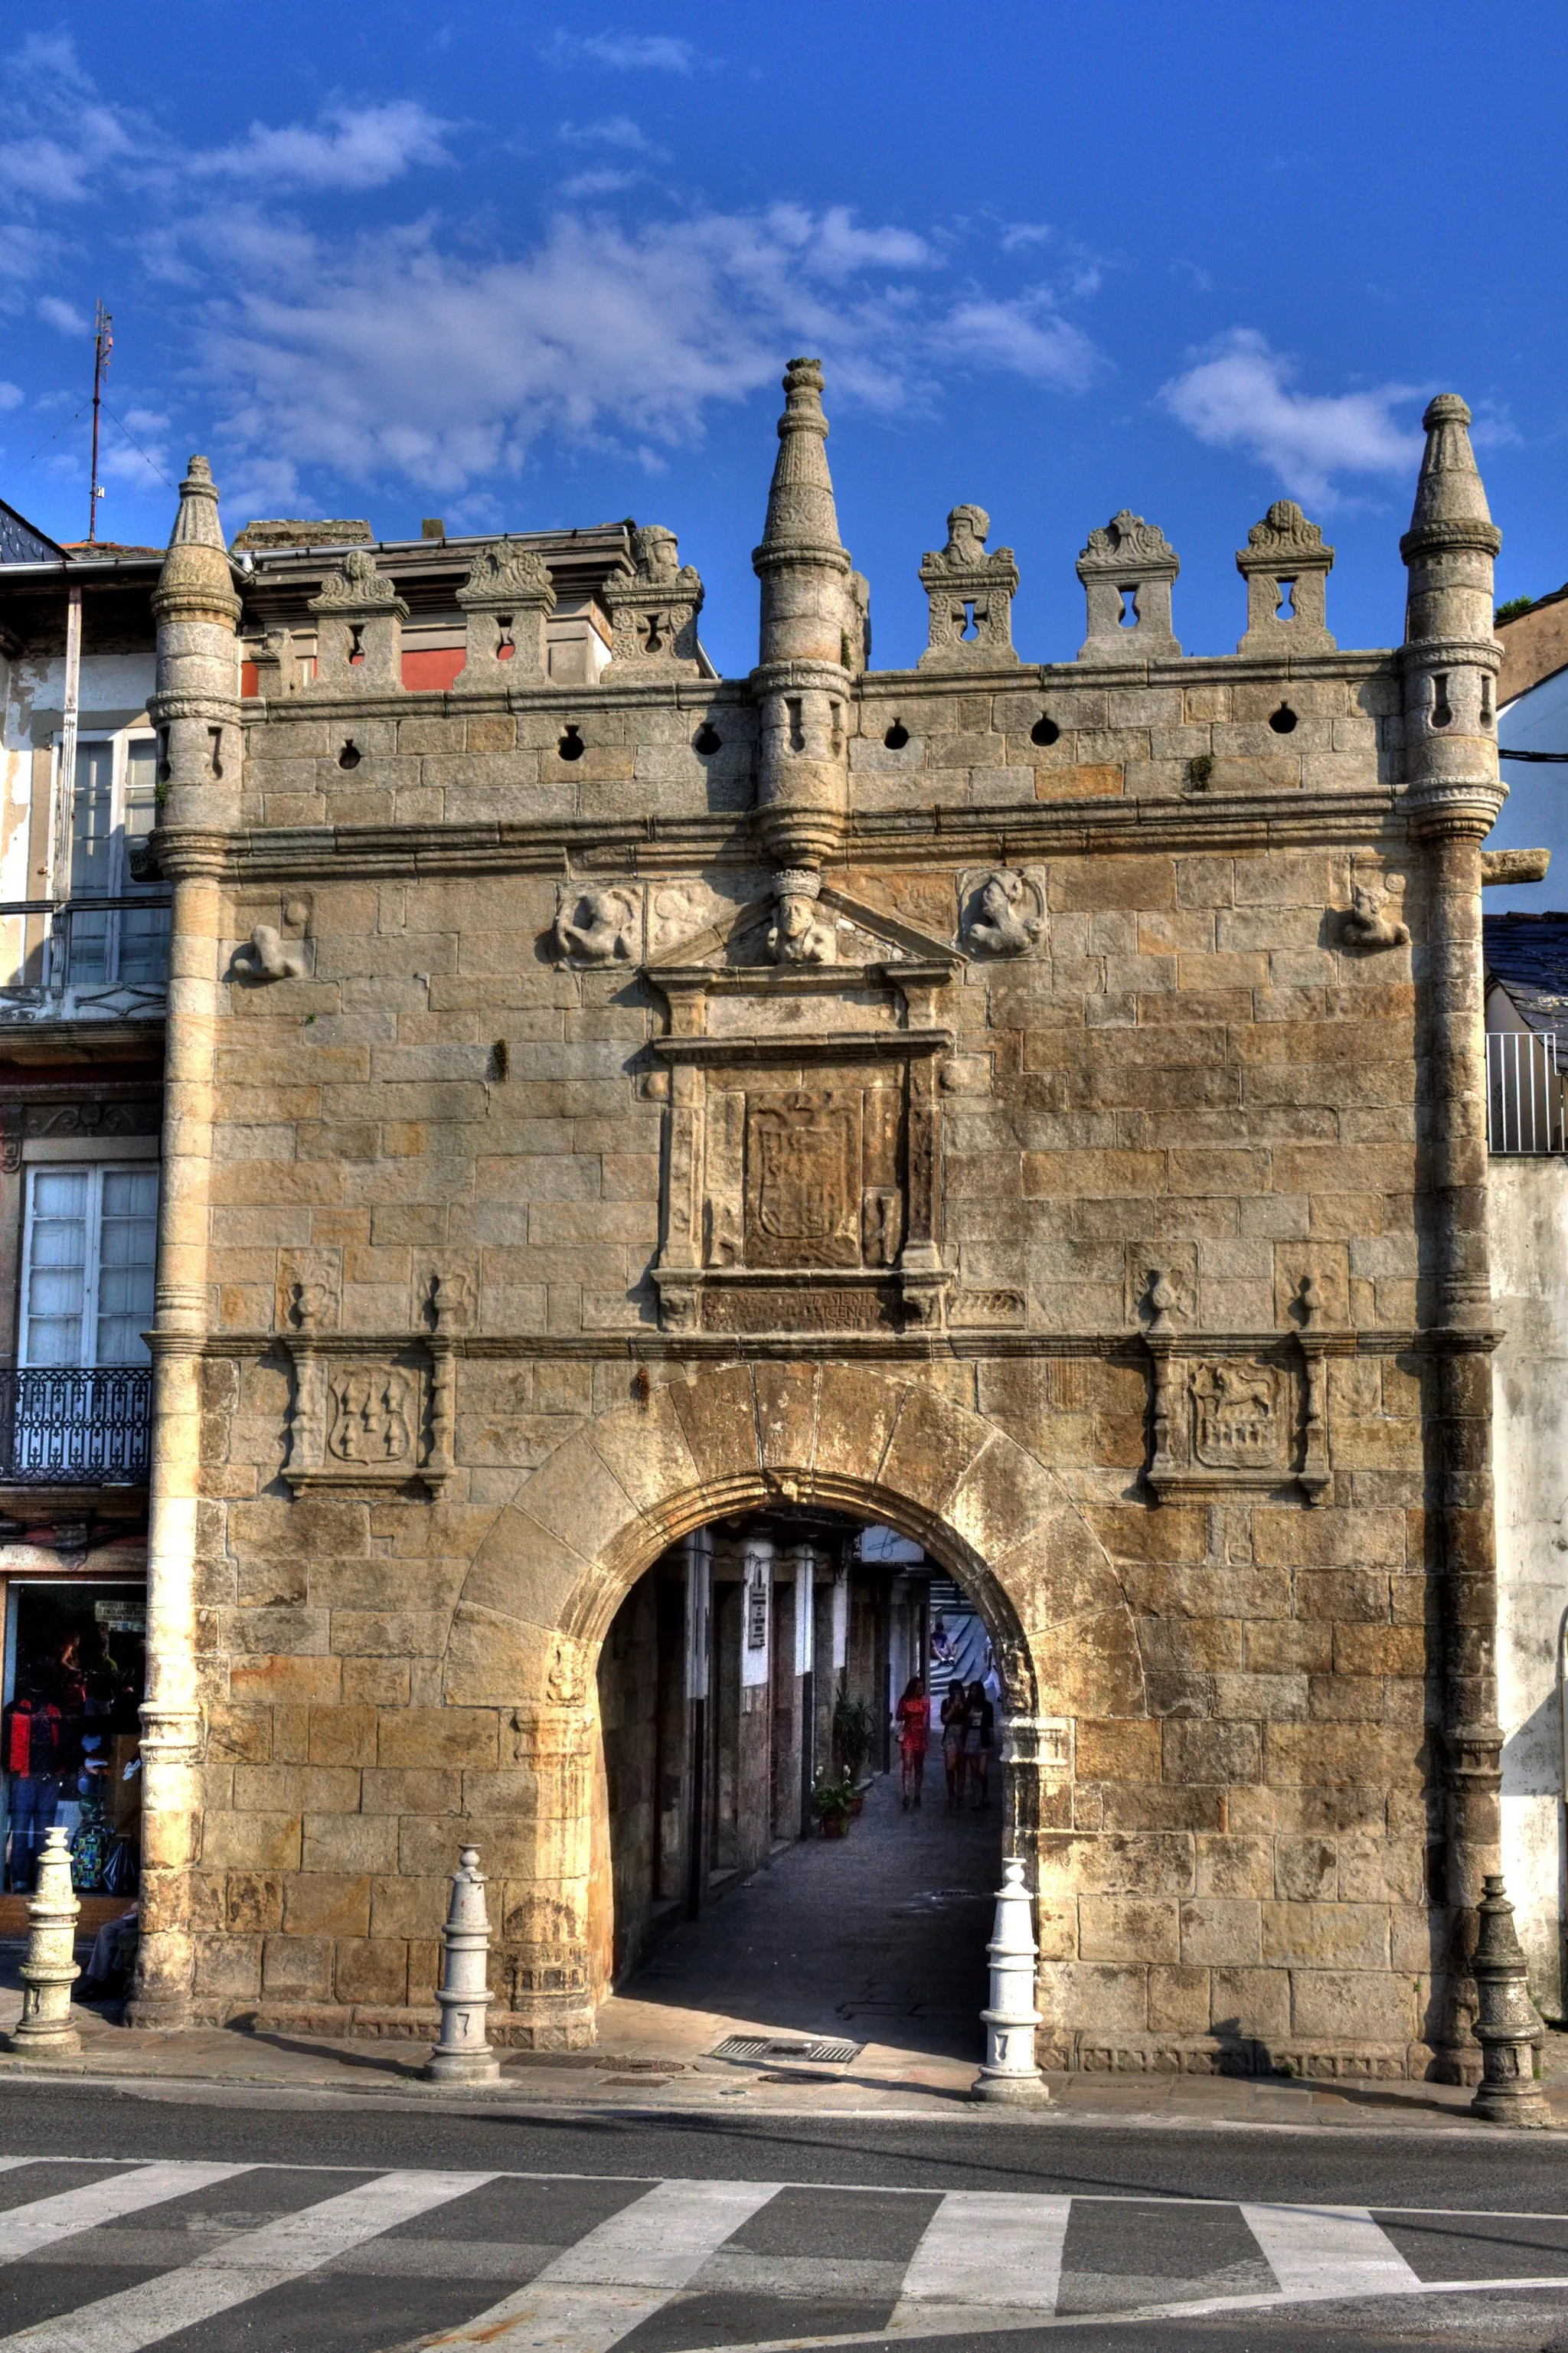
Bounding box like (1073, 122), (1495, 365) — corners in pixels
(895, 1674), (930, 1809)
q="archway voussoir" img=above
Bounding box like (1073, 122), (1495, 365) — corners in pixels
(812, 1365), (904, 1490)
(666, 1364), (761, 1485)
(753, 1363), (820, 1478)
(511, 1433), (641, 1567)
(462, 1506), (592, 1632)
(444, 1600), (554, 1706)
(588, 1384), (701, 1518)
(877, 1377), (989, 1521)
(944, 1432), (1070, 1565)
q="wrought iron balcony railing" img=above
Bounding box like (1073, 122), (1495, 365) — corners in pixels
(0, 1367), (152, 1485)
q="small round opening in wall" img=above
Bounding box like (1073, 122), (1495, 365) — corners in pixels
(1030, 714), (1060, 747)
(884, 721), (910, 750)
(1269, 704), (1298, 734)
(558, 724), (586, 762)
(693, 722), (722, 756)
(338, 740), (361, 770)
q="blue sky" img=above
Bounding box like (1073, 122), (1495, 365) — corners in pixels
(1, 2), (1565, 685)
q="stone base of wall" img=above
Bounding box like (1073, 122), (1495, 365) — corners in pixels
(207, 2002), (596, 2050)
(1039, 2031), (1461, 2083)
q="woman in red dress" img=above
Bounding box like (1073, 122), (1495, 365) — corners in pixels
(894, 1674), (931, 1809)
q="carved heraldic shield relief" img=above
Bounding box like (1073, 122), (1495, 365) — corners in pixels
(1191, 1361), (1284, 1471)
(746, 1090), (860, 1268)
(327, 1365), (416, 1468)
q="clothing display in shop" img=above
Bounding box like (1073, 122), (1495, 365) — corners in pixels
(5, 1606), (146, 1894)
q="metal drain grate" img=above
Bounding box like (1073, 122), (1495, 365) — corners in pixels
(709, 2033), (862, 2067)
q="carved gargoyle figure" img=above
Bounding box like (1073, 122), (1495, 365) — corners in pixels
(551, 886), (639, 964)
(1340, 883), (1410, 950)
(767, 871), (836, 966)
(231, 924), (306, 982)
(962, 871), (1044, 957)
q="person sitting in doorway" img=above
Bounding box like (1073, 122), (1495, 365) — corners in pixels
(894, 1675), (930, 1810)
(962, 1678), (994, 1810)
(939, 1683), (966, 1809)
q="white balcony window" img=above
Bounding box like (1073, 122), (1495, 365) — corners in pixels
(53, 732), (168, 987)
(21, 1165), (158, 1369)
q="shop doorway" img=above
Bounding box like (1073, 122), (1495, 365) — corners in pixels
(2, 1580), (145, 1904)
(594, 1508), (1006, 2063)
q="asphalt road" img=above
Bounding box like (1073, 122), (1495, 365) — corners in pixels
(0, 2080), (1563, 2351)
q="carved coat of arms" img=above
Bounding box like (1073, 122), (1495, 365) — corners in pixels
(1191, 1361), (1283, 1470)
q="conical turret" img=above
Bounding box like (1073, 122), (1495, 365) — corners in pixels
(1401, 394), (1502, 651)
(750, 360), (857, 869)
(758, 358), (844, 568)
(151, 456), (242, 825)
(1399, 397), (1504, 829)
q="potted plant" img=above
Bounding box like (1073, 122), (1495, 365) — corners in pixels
(810, 1774), (854, 1838)
(832, 1674), (875, 1809)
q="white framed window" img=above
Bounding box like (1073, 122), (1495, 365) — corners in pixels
(51, 731), (167, 985)
(19, 1165), (158, 1368)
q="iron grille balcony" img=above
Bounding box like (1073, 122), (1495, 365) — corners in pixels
(1487, 1029), (1566, 1155)
(0, 1367), (152, 1485)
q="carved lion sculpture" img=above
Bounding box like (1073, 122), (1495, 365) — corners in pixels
(964, 871), (1044, 957)
(551, 887), (639, 964)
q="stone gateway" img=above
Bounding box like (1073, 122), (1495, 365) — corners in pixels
(126, 374), (1510, 2084)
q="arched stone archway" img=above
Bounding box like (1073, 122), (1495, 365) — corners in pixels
(438, 1363), (1144, 2047)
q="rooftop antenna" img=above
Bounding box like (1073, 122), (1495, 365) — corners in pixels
(87, 302), (112, 544)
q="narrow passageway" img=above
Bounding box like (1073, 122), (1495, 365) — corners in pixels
(598, 1760), (1004, 2067)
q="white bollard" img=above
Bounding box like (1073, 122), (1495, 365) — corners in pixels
(10, 1825), (82, 2054)
(423, 1844), (501, 2083)
(972, 1856), (1048, 2104)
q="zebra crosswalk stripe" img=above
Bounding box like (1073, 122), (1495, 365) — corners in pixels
(0, 2167), (495, 2353)
(887, 2190), (1072, 2332)
(416, 2176), (783, 2351)
(1240, 2203), (1425, 2302)
(0, 2165), (251, 2268)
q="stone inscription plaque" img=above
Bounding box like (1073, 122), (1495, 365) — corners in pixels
(701, 1284), (897, 1333)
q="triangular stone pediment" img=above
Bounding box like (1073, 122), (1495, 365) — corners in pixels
(645, 882), (961, 979)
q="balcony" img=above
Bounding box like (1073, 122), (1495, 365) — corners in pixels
(0, 1367), (152, 1486)
(1487, 1029), (1565, 1155)
(0, 896), (171, 1028)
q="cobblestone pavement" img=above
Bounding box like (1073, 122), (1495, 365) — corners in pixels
(0, 2155), (1564, 2351)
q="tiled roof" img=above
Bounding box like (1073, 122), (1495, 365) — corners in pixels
(1484, 911), (1568, 1038)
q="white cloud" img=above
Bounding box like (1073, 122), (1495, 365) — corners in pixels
(557, 115), (664, 155)
(0, 33), (137, 207)
(999, 222), (1053, 253)
(38, 295), (87, 335)
(188, 201), (1103, 498)
(541, 31), (701, 72)
(945, 292), (1100, 392)
(188, 100), (452, 191)
(0, 381), (22, 411)
(560, 168), (643, 199)
(1160, 328), (1421, 502)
